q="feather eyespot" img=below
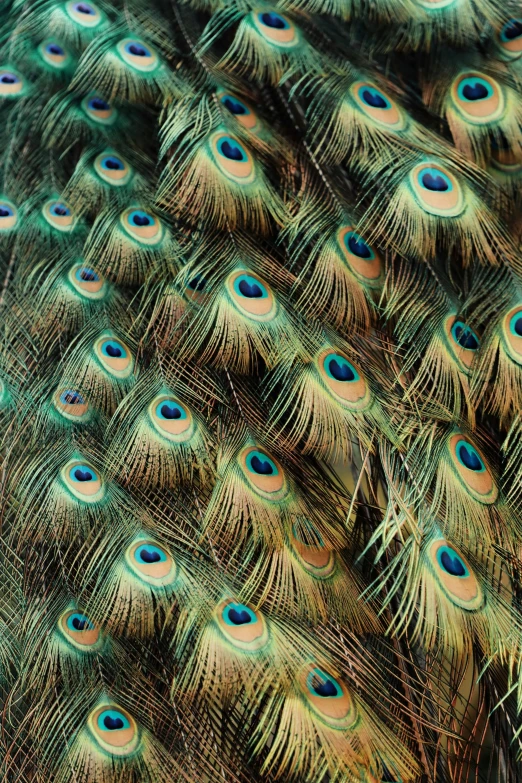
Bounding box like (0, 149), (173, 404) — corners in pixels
(94, 152), (132, 186)
(61, 459), (104, 502)
(42, 200), (77, 231)
(69, 264), (107, 299)
(94, 335), (133, 377)
(0, 200), (18, 231)
(238, 446), (287, 498)
(251, 10), (299, 47)
(39, 40), (70, 69)
(65, 1), (104, 28)
(226, 271), (277, 320)
(82, 95), (117, 125)
(337, 226), (382, 286)
(209, 132), (255, 184)
(409, 163), (464, 217)
(59, 609), (102, 649)
(148, 395), (195, 442)
(88, 706), (140, 757)
(299, 665), (358, 728)
(444, 316), (479, 371)
(120, 208), (164, 245)
(126, 540), (177, 586)
(450, 73), (504, 124)
(53, 388), (90, 420)
(429, 539), (484, 610)
(498, 19), (522, 57)
(117, 38), (159, 73)
(215, 599), (270, 651)
(317, 350), (371, 411)
(350, 82), (405, 130)
(0, 70), (24, 96)
(290, 523), (336, 577)
(447, 434), (498, 503)
(218, 90), (259, 131)
(501, 306), (522, 364)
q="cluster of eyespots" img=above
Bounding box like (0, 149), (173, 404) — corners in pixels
(429, 538), (484, 610)
(227, 270), (277, 320)
(409, 163), (464, 217)
(117, 39), (159, 72)
(82, 95), (117, 125)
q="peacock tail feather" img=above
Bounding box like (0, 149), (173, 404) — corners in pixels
(0, 0), (521, 781)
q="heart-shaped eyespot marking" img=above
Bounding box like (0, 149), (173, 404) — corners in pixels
(215, 600), (269, 651)
(448, 434), (497, 503)
(238, 278), (263, 297)
(210, 133), (255, 183)
(126, 540), (176, 585)
(62, 459), (104, 502)
(410, 164), (464, 217)
(148, 395), (193, 440)
(228, 607), (253, 625)
(249, 454), (274, 475)
(94, 335), (133, 377)
(239, 446), (286, 497)
(88, 705), (139, 756)
(60, 609), (101, 649)
(327, 357), (356, 382)
(227, 271), (276, 320)
(429, 539), (483, 610)
(299, 665), (358, 727)
(350, 82), (405, 130)
(252, 9), (299, 47)
(74, 468), (93, 481)
(422, 172), (448, 191)
(317, 350), (371, 410)
(139, 547), (161, 564)
(452, 73), (504, 124)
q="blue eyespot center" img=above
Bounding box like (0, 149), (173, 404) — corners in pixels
(345, 231), (373, 259)
(451, 321), (479, 350)
(102, 155), (124, 170)
(462, 82), (489, 101)
(47, 43), (65, 55)
(420, 170), (450, 192)
(234, 274), (267, 299)
(70, 464), (96, 482)
(223, 603), (257, 626)
(259, 11), (289, 29)
(125, 41), (150, 58)
(50, 202), (71, 217)
(101, 340), (126, 359)
(74, 2), (95, 14)
(503, 19), (522, 41)
(436, 545), (469, 578)
(325, 354), (359, 382)
(98, 709), (130, 732)
(135, 544), (167, 564)
(60, 389), (84, 405)
(67, 612), (95, 631)
(306, 668), (342, 698)
(76, 267), (99, 282)
(360, 87), (390, 109)
(222, 96), (247, 115)
(0, 206), (14, 218)
(129, 210), (152, 227)
(246, 450), (278, 476)
(157, 401), (186, 421)
(89, 97), (110, 111)
(509, 312), (522, 337)
(456, 440), (485, 472)
(218, 137), (247, 162)
(0, 73), (20, 85)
